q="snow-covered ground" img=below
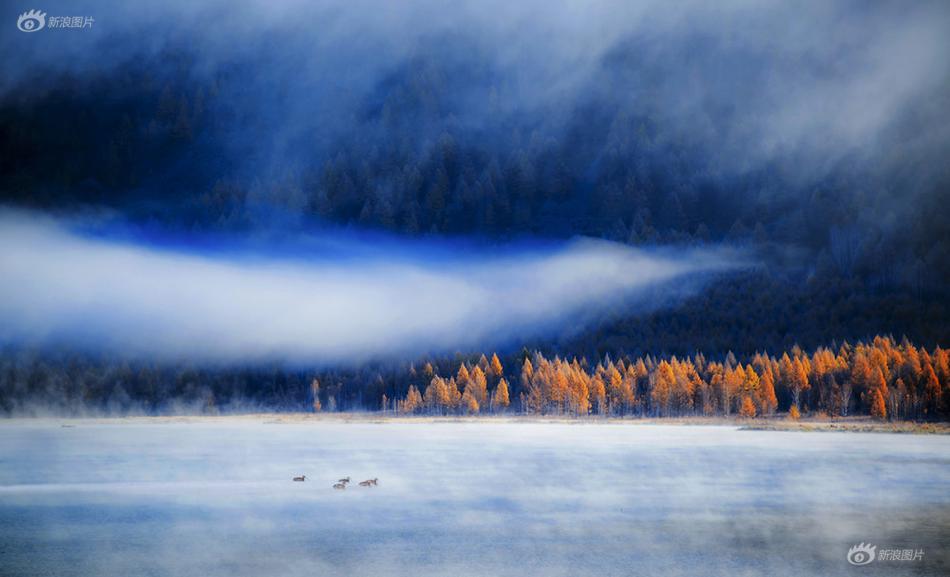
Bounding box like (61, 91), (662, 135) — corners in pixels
(0, 421), (947, 576)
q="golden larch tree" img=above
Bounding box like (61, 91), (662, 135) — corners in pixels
(490, 353), (504, 380)
(492, 378), (510, 412)
(461, 388), (479, 414)
(652, 361), (675, 416)
(739, 395), (756, 418)
(471, 365), (489, 406)
(870, 387), (887, 421)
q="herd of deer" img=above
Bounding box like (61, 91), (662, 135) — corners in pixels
(291, 475), (378, 490)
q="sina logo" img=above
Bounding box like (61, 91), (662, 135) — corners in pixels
(17, 9), (46, 32)
(847, 543), (876, 566)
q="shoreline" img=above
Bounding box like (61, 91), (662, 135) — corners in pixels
(3, 413), (948, 434)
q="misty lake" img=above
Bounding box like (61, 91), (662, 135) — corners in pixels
(0, 420), (947, 577)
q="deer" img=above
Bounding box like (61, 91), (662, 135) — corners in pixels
(292, 475), (306, 482)
(359, 478), (378, 487)
(333, 482), (346, 490)
(337, 477), (350, 484)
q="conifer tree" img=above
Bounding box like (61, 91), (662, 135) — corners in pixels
(400, 385), (423, 414)
(492, 378), (510, 412)
(870, 387), (887, 421)
(739, 395), (756, 418)
(490, 353), (504, 380)
(757, 369), (778, 415)
(461, 388), (479, 414)
(471, 365), (489, 406)
(652, 361), (675, 416)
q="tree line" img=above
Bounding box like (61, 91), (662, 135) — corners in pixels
(2, 336), (947, 421)
(387, 336), (949, 421)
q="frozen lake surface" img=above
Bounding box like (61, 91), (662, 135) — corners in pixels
(0, 421), (948, 576)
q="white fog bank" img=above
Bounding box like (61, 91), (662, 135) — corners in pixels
(0, 211), (744, 363)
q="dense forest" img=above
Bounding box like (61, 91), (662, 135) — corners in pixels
(2, 46), (948, 355)
(1, 3), (948, 415)
(3, 336), (948, 421)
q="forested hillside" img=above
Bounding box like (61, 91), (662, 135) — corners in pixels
(1, 2), (948, 416)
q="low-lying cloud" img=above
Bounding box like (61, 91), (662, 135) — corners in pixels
(0, 210), (743, 364)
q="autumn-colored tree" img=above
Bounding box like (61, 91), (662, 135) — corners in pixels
(477, 354), (491, 376)
(521, 358), (534, 386)
(567, 365), (591, 416)
(742, 364), (760, 395)
(790, 358), (810, 410)
(492, 378), (510, 412)
(296, 336), (947, 422)
(871, 366), (889, 401)
(461, 388), (479, 414)
(589, 374), (607, 415)
(490, 353), (504, 380)
(870, 387), (887, 421)
(706, 363), (725, 415)
(757, 368), (778, 415)
(652, 361), (675, 416)
(739, 395), (756, 418)
(550, 364), (570, 413)
(722, 364), (744, 415)
(922, 365), (941, 418)
(470, 365), (489, 406)
(400, 385), (423, 414)
(623, 363), (639, 413)
(456, 364), (471, 391)
(605, 362), (632, 415)
(788, 405), (801, 420)
(441, 377), (457, 410)
(424, 376), (450, 414)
